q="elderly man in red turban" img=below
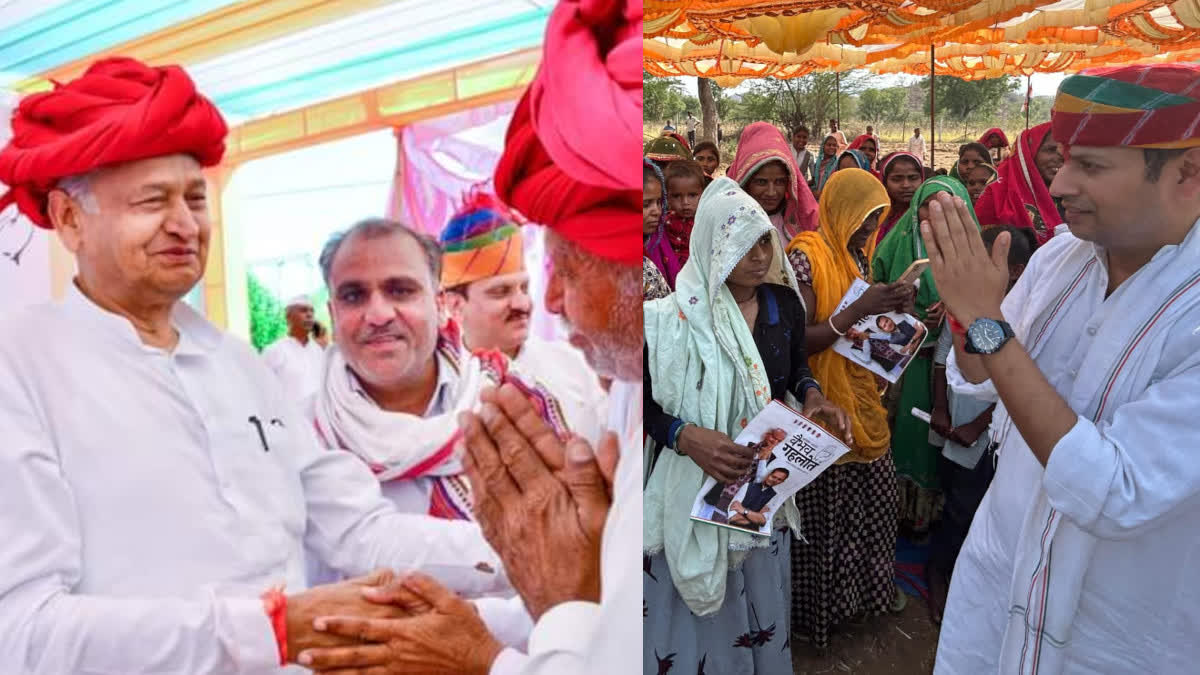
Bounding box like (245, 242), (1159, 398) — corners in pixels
(293, 1), (642, 674)
(918, 62), (1200, 674)
(0, 58), (519, 675)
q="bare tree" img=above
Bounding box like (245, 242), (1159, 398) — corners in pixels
(698, 78), (718, 142)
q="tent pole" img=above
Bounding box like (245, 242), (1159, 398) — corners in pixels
(835, 71), (841, 123)
(929, 43), (936, 170)
(1025, 74), (1032, 131)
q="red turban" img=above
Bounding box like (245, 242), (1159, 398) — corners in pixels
(0, 57), (227, 228)
(493, 0), (640, 266)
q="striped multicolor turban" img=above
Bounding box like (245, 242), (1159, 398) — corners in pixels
(1052, 63), (1200, 151)
(438, 188), (525, 288)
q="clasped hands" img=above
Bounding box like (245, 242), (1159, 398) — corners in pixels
(291, 383), (619, 674)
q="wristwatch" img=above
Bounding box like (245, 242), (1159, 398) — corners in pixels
(964, 318), (1015, 355)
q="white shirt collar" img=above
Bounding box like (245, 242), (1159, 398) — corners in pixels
(63, 280), (222, 356)
(345, 349), (458, 417)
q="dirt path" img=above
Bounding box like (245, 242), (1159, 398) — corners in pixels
(792, 596), (940, 675)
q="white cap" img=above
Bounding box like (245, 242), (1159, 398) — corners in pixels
(286, 295), (313, 309)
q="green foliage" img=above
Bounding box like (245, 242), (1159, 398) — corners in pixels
(921, 75), (1019, 136)
(858, 87), (909, 131)
(247, 272), (286, 351)
(643, 72), (691, 128)
(729, 72), (869, 133)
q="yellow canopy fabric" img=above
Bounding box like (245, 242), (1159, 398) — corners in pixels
(645, 0), (1200, 83)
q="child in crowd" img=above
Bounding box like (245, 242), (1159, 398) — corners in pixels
(965, 163), (999, 204)
(692, 141), (720, 186)
(925, 224), (1036, 625)
(663, 159), (706, 265)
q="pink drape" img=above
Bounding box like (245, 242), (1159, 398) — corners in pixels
(385, 100), (560, 341)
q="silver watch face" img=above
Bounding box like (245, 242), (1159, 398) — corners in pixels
(969, 319), (1007, 352)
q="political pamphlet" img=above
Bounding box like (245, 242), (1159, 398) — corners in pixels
(689, 399), (851, 536)
(831, 279), (928, 384)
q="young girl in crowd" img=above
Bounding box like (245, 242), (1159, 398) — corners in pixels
(876, 152), (925, 242)
(813, 134), (841, 197)
(950, 142), (994, 185)
(693, 141), (720, 185)
(663, 160), (706, 266)
(964, 163), (998, 204)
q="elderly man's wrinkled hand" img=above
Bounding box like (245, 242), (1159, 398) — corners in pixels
(300, 573), (503, 675)
(285, 568), (410, 662)
(459, 387), (608, 620)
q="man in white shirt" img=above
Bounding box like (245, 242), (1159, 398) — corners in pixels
(291, 0), (641, 668)
(909, 127), (927, 164)
(686, 111), (699, 147)
(439, 191), (607, 429)
(829, 118), (848, 150)
(262, 295), (325, 415)
(310, 212), (605, 519)
(0, 57), (507, 675)
(923, 63), (1200, 675)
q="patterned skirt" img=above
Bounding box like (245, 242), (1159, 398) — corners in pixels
(643, 528), (793, 675)
(791, 451), (899, 649)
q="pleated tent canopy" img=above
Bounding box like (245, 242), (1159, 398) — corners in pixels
(644, 0), (1200, 85)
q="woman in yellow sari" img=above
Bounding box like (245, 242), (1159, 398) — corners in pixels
(785, 168), (913, 647)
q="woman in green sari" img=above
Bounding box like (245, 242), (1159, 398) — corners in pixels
(871, 176), (980, 537)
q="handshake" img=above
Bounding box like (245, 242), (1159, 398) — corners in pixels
(285, 568), (501, 674)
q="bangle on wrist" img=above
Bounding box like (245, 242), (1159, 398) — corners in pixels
(260, 586), (288, 666)
(670, 421), (691, 455)
(828, 315), (846, 337)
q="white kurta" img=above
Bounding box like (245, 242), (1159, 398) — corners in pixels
(515, 333), (608, 443)
(262, 334), (325, 416)
(489, 379), (642, 674)
(908, 135), (926, 163)
(0, 284), (506, 675)
(937, 222), (1200, 675)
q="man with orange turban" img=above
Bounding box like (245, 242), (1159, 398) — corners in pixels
(920, 63), (1200, 674)
(0, 58), (514, 674)
(294, 1), (642, 673)
(439, 188), (607, 434)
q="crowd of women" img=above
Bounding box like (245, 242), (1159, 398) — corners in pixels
(642, 118), (1063, 673)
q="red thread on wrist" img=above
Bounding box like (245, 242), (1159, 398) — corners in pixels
(947, 314), (967, 336)
(260, 586), (288, 666)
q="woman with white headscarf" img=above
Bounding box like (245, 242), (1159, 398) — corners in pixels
(643, 176), (850, 674)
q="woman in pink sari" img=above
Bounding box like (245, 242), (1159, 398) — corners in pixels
(973, 122), (1064, 245)
(644, 157), (681, 289)
(727, 122), (820, 241)
(846, 134), (881, 175)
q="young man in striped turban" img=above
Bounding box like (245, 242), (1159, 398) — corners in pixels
(439, 189), (607, 427)
(920, 62), (1200, 674)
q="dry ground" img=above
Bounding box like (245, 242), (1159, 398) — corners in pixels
(791, 595), (940, 675)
